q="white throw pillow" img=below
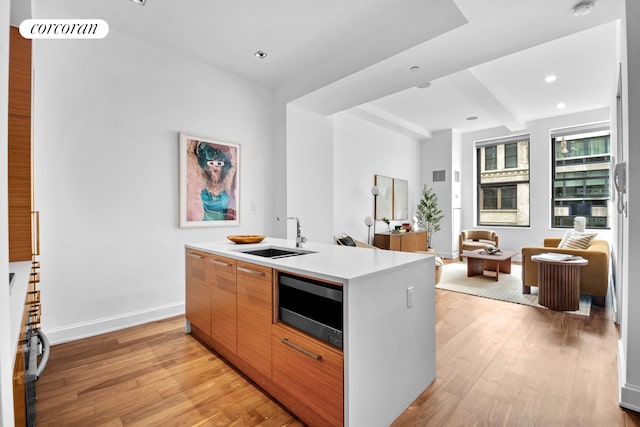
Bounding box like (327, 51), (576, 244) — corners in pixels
(559, 231), (597, 249)
(558, 230), (575, 248)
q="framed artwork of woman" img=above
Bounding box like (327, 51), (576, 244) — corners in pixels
(179, 132), (240, 227)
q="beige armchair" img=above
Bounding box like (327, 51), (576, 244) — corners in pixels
(459, 230), (499, 260)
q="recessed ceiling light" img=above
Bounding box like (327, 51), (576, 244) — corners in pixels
(572, 0), (596, 16)
(466, 116), (478, 121)
(416, 82), (431, 89)
(254, 50), (268, 59)
(545, 75), (557, 83)
(556, 102), (566, 109)
(410, 66), (420, 72)
(131, 0), (146, 5)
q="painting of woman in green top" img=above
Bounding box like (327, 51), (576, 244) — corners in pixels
(179, 133), (239, 227)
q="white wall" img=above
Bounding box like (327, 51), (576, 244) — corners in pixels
(1, 0), (14, 423)
(420, 129), (461, 258)
(31, 4), (275, 343)
(459, 108), (612, 259)
(333, 113), (422, 245)
(619, 0), (640, 412)
(285, 104), (334, 244)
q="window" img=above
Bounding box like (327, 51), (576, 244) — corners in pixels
(500, 185), (517, 209)
(505, 143), (517, 168)
(476, 137), (530, 227)
(485, 146), (497, 170)
(552, 127), (611, 229)
(480, 186), (516, 210)
(482, 187), (497, 209)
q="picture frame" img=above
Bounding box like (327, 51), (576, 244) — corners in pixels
(179, 132), (240, 227)
(374, 175), (409, 221)
(393, 178), (409, 220)
(374, 175), (393, 220)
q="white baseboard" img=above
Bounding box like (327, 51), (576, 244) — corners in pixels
(618, 339), (640, 412)
(45, 303), (185, 345)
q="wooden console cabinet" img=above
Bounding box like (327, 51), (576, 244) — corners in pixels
(374, 230), (427, 252)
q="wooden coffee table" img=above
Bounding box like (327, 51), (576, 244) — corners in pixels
(462, 249), (517, 281)
(531, 255), (588, 311)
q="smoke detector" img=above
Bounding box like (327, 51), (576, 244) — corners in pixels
(572, 0), (596, 17)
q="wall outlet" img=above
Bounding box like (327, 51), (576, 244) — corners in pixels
(407, 286), (414, 308)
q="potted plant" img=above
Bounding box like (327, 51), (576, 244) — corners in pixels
(416, 185), (444, 249)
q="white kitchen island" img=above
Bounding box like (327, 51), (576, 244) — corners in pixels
(185, 237), (435, 427)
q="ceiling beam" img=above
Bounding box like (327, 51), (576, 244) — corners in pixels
(347, 104), (432, 140)
(448, 69), (525, 131)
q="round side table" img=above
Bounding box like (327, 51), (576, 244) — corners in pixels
(531, 255), (588, 311)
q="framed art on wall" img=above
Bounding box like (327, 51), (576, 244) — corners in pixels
(393, 178), (409, 220)
(374, 175), (393, 220)
(179, 132), (240, 227)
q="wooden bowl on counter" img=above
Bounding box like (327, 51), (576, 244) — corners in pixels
(227, 235), (266, 244)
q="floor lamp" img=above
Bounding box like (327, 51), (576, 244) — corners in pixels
(370, 185), (380, 244)
(364, 216), (374, 245)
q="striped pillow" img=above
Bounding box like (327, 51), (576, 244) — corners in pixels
(562, 233), (596, 250)
(558, 230), (575, 248)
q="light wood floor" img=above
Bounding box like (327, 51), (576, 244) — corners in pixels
(37, 289), (640, 426)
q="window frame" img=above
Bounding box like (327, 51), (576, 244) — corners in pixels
(484, 146), (497, 171)
(504, 143), (518, 169)
(475, 136), (530, 227)
(551, 127), (611, 230)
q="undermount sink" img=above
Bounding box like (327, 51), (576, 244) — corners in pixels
(238, 247), (315, 259)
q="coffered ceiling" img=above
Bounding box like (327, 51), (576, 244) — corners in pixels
(30, 0), (623, 138)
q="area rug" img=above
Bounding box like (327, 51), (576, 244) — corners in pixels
(436, 261), (591, 316)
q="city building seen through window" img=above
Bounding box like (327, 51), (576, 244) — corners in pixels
(551, 127), (611, 229)
(476, 136), (530, 227)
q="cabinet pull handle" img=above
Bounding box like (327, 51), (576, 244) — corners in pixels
(187, 253), (204, 259)
(32, 211), (40, 256)
(282, 338), (322, 360)
(237, 266), (265, 277)
(210, 259), (232, 267)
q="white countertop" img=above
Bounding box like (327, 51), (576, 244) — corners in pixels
(186, 237), (431, 284)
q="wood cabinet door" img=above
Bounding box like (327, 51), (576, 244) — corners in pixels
(185, 249), (210, 335)
(8, 26), (33, 262)
(418, 230), (428, 251)
(401, 232), (420, 252)
(236, 261), (272, 378)
(207, 255), (237, 355)
(272, 323), (344, 426)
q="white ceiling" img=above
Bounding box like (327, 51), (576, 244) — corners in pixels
(31, 0), (623, 138)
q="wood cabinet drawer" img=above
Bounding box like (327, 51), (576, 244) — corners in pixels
(272, 323), (343, 426)
(207, 255), (237, 354)
(237, 261), (273, 379)
(185, 249), (210, 335)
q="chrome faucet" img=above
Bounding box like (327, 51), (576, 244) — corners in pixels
(277, 216), (307, 247)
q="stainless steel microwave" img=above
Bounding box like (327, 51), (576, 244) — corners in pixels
(278, 272), (343, 349)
